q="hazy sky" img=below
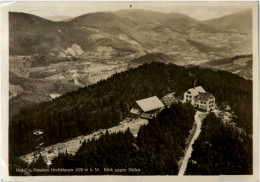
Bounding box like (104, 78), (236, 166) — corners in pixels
(5, 1), (251, 21)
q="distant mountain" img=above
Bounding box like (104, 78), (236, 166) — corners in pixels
(203, 9), (252, 33)
(116, 9), (219, 33)
(9, 12), (66, 55)
(115, 9), (200, 34)
(10, 11), (146, 55)
(115, 9), (166, 24)
(9, 9), (252, 63)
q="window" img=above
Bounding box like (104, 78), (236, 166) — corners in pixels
(190, 96), (192, 98)
(186, 95), (189, 98)
(187, 91), (191, 94)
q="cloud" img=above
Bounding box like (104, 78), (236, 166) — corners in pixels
(172, 6), (249, 20)
(187, 9), (223, 20)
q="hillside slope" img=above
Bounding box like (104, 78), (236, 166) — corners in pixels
(9, 12), (66, 55)
(9, 9), (252, 63)
(10, 62), (252, 159)
(9, 71), (79, 119)
(203, 9), (252, 33)
(199, 55), (252, 79)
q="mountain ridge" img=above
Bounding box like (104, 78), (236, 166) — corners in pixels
(16, 8), (252, 23)
(202, 9), (252, 32)
(9, 9), (252, 57)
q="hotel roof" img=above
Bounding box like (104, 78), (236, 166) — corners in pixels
(187, 86), (206, 96)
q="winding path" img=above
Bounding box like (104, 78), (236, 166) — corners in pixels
(178, 111), (207, 176)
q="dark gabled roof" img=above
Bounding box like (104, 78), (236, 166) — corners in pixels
(195, 92), (214, 101)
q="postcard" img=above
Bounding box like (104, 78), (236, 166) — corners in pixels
(1, 1), (258, 182)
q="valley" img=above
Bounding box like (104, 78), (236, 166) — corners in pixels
(9, 55), (128, 117)
(9, 9), (252, 116)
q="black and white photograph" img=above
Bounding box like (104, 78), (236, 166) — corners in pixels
(1, 1), (259, 181)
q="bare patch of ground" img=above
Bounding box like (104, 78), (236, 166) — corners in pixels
(20, 117), (148, 165)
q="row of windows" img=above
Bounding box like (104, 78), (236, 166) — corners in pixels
(188, 98), (215, 105)
(197, 105), (206, 109)
(196, 100), (206, 104)
(186, 99), (192, 102)
(195, 100), (206, 104)
(209, 100), (215, 104)
(209, 104), (214, 108)
(195, 100), (215, 104)
(195, 104), (214, 109)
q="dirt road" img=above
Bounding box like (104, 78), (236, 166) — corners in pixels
(178, 111), (207, 176)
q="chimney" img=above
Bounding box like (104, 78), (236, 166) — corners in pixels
(193, 80), (197, 88)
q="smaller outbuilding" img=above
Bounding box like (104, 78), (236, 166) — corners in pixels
(136, 96), (165, 113)
(130, 96), (165, 119)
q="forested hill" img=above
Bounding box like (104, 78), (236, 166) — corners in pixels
(199, 54), (252, 79)
(131, 53), (173, 64)
(186, 113), (252, 175)
(10, 62), (252, 158)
